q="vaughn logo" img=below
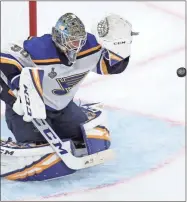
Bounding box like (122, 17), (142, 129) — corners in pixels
(114, 41), (126, 45)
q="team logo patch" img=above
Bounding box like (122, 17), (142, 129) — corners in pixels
(52, 71), (89, 95)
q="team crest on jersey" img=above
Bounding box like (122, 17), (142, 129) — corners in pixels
(48, 68), (57, 79)
(52, 71), (89, 95)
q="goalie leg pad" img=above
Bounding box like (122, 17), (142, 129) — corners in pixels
(1, 140), (76, 181)
(81, 125), (111, 155)
(80, 103), (111, 155)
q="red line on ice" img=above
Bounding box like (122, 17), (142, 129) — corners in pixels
(143, 2), (185, 20)
(41, 148), (185, 200)
(80, 45), (185, 88)
(11, 3), (186, 201)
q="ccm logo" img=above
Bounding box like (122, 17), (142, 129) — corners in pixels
(1, 149), (14, 155)
(24, 84), (32, 116)
(114, 41), (126, 45)
(43, 128), (67, 155)
(34, 119), (68, 155)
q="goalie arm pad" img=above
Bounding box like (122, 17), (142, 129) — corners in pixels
(93, 50), (130, 75)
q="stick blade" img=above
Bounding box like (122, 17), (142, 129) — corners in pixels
(81, 149), (116, 169)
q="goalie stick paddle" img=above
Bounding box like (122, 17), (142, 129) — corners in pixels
(0, 70), (115, 170)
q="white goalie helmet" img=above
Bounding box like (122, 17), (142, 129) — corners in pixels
(91, 13), (139, 59)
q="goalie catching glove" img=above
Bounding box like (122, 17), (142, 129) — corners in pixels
(13, 67), (46, 122)
(91, 13), (139, 59)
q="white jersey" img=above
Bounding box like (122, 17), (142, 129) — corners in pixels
(1, 34), (125, 111)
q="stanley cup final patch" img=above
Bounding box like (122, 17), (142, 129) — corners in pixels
(48, 68), (57, 79)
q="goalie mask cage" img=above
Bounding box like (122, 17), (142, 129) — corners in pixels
(29, 1), (37, 36)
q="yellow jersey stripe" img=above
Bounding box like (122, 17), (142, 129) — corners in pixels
(0, 57), (22, 71)
(101, 59), (108, 75)
(32, 58), (61, 63)
(77, 45), (101, 57)
(31, 69), (43, 97)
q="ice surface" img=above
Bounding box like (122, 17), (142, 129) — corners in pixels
(1, 1), (185, 201)
(1, 110), (185, 201)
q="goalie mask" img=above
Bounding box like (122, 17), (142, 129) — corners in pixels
(52, 13), (87, 63)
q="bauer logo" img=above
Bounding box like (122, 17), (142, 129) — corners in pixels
(24, 84), (32, 116)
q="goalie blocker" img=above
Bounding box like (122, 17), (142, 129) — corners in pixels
(1, 103), (112, 181)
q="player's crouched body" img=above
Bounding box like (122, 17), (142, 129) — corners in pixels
(0, 13), (137, 181)
(5, 101), (88, 144)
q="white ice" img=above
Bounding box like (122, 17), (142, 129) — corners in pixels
(1, 1), (185, 201)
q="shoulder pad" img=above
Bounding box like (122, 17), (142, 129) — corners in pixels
(23, 34), (59, 61)
(1, 42), (34, 69)
(80, 32), (101, 51)
(77, 33), (102, 58)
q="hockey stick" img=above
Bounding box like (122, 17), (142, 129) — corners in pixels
(0, 70), (115, 170)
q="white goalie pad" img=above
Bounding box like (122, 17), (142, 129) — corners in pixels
(1, 141), (71, 175)
(1, 138), (114, 181)
(81, 103), (108, 131)
(80, 103), (111, 155)
(0, 139), (90, 181)
(19, 67), (46, 121)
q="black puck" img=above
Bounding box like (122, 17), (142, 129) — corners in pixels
(177, 67), (186, 77)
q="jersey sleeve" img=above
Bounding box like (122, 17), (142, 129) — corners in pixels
(0, 52), (23, 90)
(0, 43), (30, 104)
(93, 49), (130, 75)
(0, 77), (16, 106)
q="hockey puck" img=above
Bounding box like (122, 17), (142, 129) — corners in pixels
(177, 67), (186, 77)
